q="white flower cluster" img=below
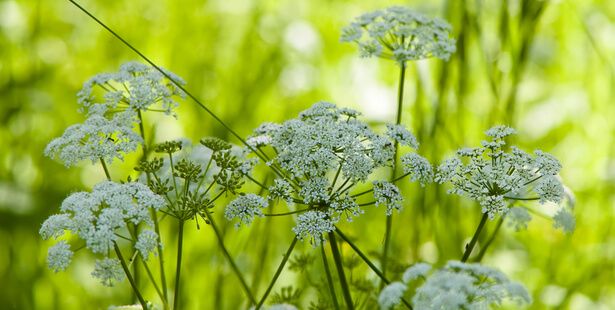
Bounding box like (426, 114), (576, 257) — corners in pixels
(40, 181), (166, 286)
(45, 62), (186, 167)
(378, 261), (532, 310)
(340, 6), (456, 67)
(225, 194), (268, 229)
(434, 126), (572, 226)
(44, 115), (144, 167)
(291, 210), (337, 247)
(77, 61), (186, 118)
(373, 180), (405, 216)
(242, 102), (428, 246)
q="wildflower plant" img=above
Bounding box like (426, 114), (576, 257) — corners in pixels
(236, 101), (431, 247)
(435, 125), (574, 228)
(41, 62), (258, 310)
(40, 2), (576, 310)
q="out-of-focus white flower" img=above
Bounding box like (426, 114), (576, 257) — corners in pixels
(92, 257), (125, 287)
(341, 6), (456, 67)
(378, 282), (407, 309)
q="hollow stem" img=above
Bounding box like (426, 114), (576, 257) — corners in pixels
(328, 231), (354, 310)
(321, 240), (340, 310)
(151, 210), (169, 309)
(114, 242), (147, 309)
(461, 213), (489, 262)
(173, 220), (184, 310)
(100, 158), (112, 180)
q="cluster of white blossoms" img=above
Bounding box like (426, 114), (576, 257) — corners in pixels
(434, 126), (574, 231)
(230, 101), (431, 247)
(340, 6), (456, 67)
(225, 194), (268, 229)
(378, 261), (532, 309)
(45, 62), (186, 167)
(40, 181), (166, 286)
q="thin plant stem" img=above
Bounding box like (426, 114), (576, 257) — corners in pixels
(255, 238), (298, 310)
(383, 64), (407, 287)
(335, 228), (412, 309)
(321, 240), (340, 310)
(173, 220), (184, 310)
(67, 0), (279, 174)
(151, 210), (169, 309)
(475, 215), (505, 262)
(201, 208), (257, 305)
(461, 213), (489, 262)
(114, 242), (147, 310)
(328, 231), (354, 310)
(100, 158), (112, 180)
(141, 256), (171, 310)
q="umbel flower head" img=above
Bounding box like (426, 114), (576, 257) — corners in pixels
(379, 261), (532, 309)
(341, 6), (456, 67)
(231, 101), (432, 247)
(78, 61), (187, 119)
(45, 62), (186, 168)
(434, 126), (574, 231)
(40, 181), (166, 286)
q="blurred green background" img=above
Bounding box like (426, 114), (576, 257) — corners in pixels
(1, 0), (614, 309)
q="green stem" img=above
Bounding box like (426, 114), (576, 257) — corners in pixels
(395, 65), (407, 126)
(335, 228), (412, 309)
(461, 213), (489, 262)
(255, 237), (297, 309)
(137, 109), (148, 155)
(475, 216), (505, 262)
(321, 240), (340, 310)
(141, 257), (171, 310)
(173, 220), (184, 310)
(202, 208), (257, 305)
(383, 65), (405, 284)
(151, 211), (169, 309)
(114, 242), (147, 310)
(328, 231), (354, 310)
(100, 158), (112, 180)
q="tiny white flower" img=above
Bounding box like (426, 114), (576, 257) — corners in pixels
(373, 180), (404, 216)
(135, 229), (160, 261)
(225, 194), (267, 229)
(385, 124), (419, 149)
(534, 176), (564, 204)
(267, 179), (294, 204)
(92, 257), (125, 287)
(401, 153), (434, 187)
(292, 210), (337, 247)
(46, 240), (73, 273)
